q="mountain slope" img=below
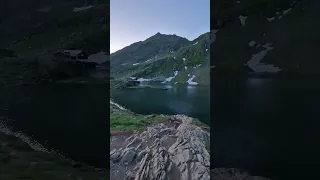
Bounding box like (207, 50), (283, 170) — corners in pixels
(0, 0), (109, 85)
(110, 32), (210, 85)
(211, 0), (320, 74)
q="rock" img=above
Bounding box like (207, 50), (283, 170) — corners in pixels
(110, 150), (122, 163)
(110, 148), (116, 155)
(211, 168), (272, 180)
(126, 136), (143, 148)
(120, 148), (136, 165)
(110, 114), (211, 180)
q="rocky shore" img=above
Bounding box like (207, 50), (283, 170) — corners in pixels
(110, 114), (210, 180)
(211, 168), (271, 180)
(0, 120), (107, 180)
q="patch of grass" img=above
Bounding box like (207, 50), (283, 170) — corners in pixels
(110, 105), (170, 132)
(193, 118), (209, 128)
(205, 141), (210, 153)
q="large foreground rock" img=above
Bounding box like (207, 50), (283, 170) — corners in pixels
(110, 115), (210, 180)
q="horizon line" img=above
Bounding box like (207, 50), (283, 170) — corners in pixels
(110, 31), (209, 54)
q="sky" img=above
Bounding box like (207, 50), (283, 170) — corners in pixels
(110, 0), (210, 53)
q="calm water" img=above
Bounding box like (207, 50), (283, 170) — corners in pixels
(0, 85), (109, 168)
(211, 77), (320, 180)
(111, 84), (210, 125)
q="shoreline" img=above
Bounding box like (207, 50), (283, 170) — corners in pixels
(0, 120), (108, 179)
(110, 99), (210, 132)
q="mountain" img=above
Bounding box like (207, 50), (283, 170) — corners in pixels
(1, 0), (108, 55)
(0, 0), (109, 85)
(110, 32), (210, 85)
(211, 0), (320, 74)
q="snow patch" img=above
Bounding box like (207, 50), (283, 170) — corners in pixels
(187, 75), (198, 85)
(206, 49), (208, 51)
(239, 15), (248, 26)
(162, 71), (179, 83)
(174, 82), (178, 84)
(247, 43), (282, 73)
(267, 17), (276, 22)
(137, 78), (152, 82)
(73, 5), (94, 12)
(185, 66), (188, 70)
(249, 41), (256, 47)
(133, 63), (140, 66)
(283, 8), (292, 15)
(278, 16), (283, 19)
(182, 58), (186, 63)
(290, 1), (297, 6)
(193, 42), (198, 45)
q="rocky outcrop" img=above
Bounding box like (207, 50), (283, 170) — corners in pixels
(110, 115), (210, 180)
(211, 168), (271, 180)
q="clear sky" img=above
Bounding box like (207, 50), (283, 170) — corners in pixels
(110, 0), (210, 53)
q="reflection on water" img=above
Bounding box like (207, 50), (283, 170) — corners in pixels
(0, 85), (109, 168)
(212, 77), (320, 180)
(111, 84), (210, 125)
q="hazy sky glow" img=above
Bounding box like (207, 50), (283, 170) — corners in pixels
(110, 0), (210, 53)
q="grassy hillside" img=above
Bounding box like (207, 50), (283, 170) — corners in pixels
(110, 32), (210, 85)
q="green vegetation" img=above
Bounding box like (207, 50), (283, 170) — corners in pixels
(110, 102), (209, 132)
(110, 32), (210, 86)
(110, 103), (170, 132)
(205, 141), (210, 153)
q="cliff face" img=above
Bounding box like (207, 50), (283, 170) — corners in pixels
(211, 0), (320, 74)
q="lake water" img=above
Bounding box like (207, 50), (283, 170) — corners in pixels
(211, 76), (320, 180)
(0, 85), (109, 168)
(0, 83), (210, 169)
(111, 84), (211, 125)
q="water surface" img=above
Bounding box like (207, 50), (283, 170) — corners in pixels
(0, 85), (109, 168)
(111, 84), (210, 125)
(211, 77), (320, 180)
